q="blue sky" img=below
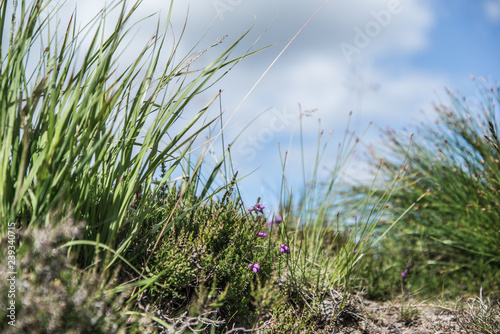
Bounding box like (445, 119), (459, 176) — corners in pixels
(50, 0), (500, 212)
(393, 2), (499, 80)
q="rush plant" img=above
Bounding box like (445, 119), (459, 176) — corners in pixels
(0, 0), (263, 270)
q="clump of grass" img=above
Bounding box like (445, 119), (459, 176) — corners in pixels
(0, 0), (261, 271)
(356, 79), (500, 300)
(456, 291), (500, 334)
(262, 113), (406, 330)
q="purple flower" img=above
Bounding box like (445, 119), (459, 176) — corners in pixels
(249, 203), (265, 213)
(354, 249), (357, 254)
(248, 263), (260, 273)
(136, 192), (141, 200)
(280, 244), (290, 254)
(401, 264), (412, 278)
(257, 232), (267, 237)
(255, 203), (265, 212)
(401, 269), (408, 278)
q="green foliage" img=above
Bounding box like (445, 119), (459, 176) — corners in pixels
(391, 88), (500, 262)
(0, 0), (274, 331)
(8, 0), (500, 332)
(274, 114), (405, 298)
(0, 0), (259, 271)
(355, 80), (500, 299)
(131, 184), (275, 329)
(355, 237), (500, 301)
(269, 305), (320, 333)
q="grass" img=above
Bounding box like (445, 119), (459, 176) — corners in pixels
(0, 0), (499, 333)
(456, 290), (500, 334)
(354, 80), (500, 301)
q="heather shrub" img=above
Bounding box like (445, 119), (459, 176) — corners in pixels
(0, 217), (154, 334)
(128, 183), (276, 329)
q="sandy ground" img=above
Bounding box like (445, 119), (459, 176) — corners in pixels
(331, 298), (465, 334)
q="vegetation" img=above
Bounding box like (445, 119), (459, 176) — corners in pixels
(355, 81), (500, 302)
(0, 0), (498, 333)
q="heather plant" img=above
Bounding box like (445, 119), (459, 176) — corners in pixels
(129, 182), (277, 330)
(0, 215), (155, 333)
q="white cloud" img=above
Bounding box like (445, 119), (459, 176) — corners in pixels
(223, 49), (451, 206)
(483, 1), (500, 23)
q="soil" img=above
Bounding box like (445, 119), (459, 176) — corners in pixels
(329, 296), (466, 334)
(331, 301), (466, 334)
(144, 283), (479, 333)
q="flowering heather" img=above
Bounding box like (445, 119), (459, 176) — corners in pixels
(280, 244), (290, 254)
(257, 232), (267, 237)
(401, 264), (412, 278)
(248, 263), (260, 273)
(249, 203), (265, 213)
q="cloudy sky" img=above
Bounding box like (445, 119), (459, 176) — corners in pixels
(50, 0), (500, 211)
